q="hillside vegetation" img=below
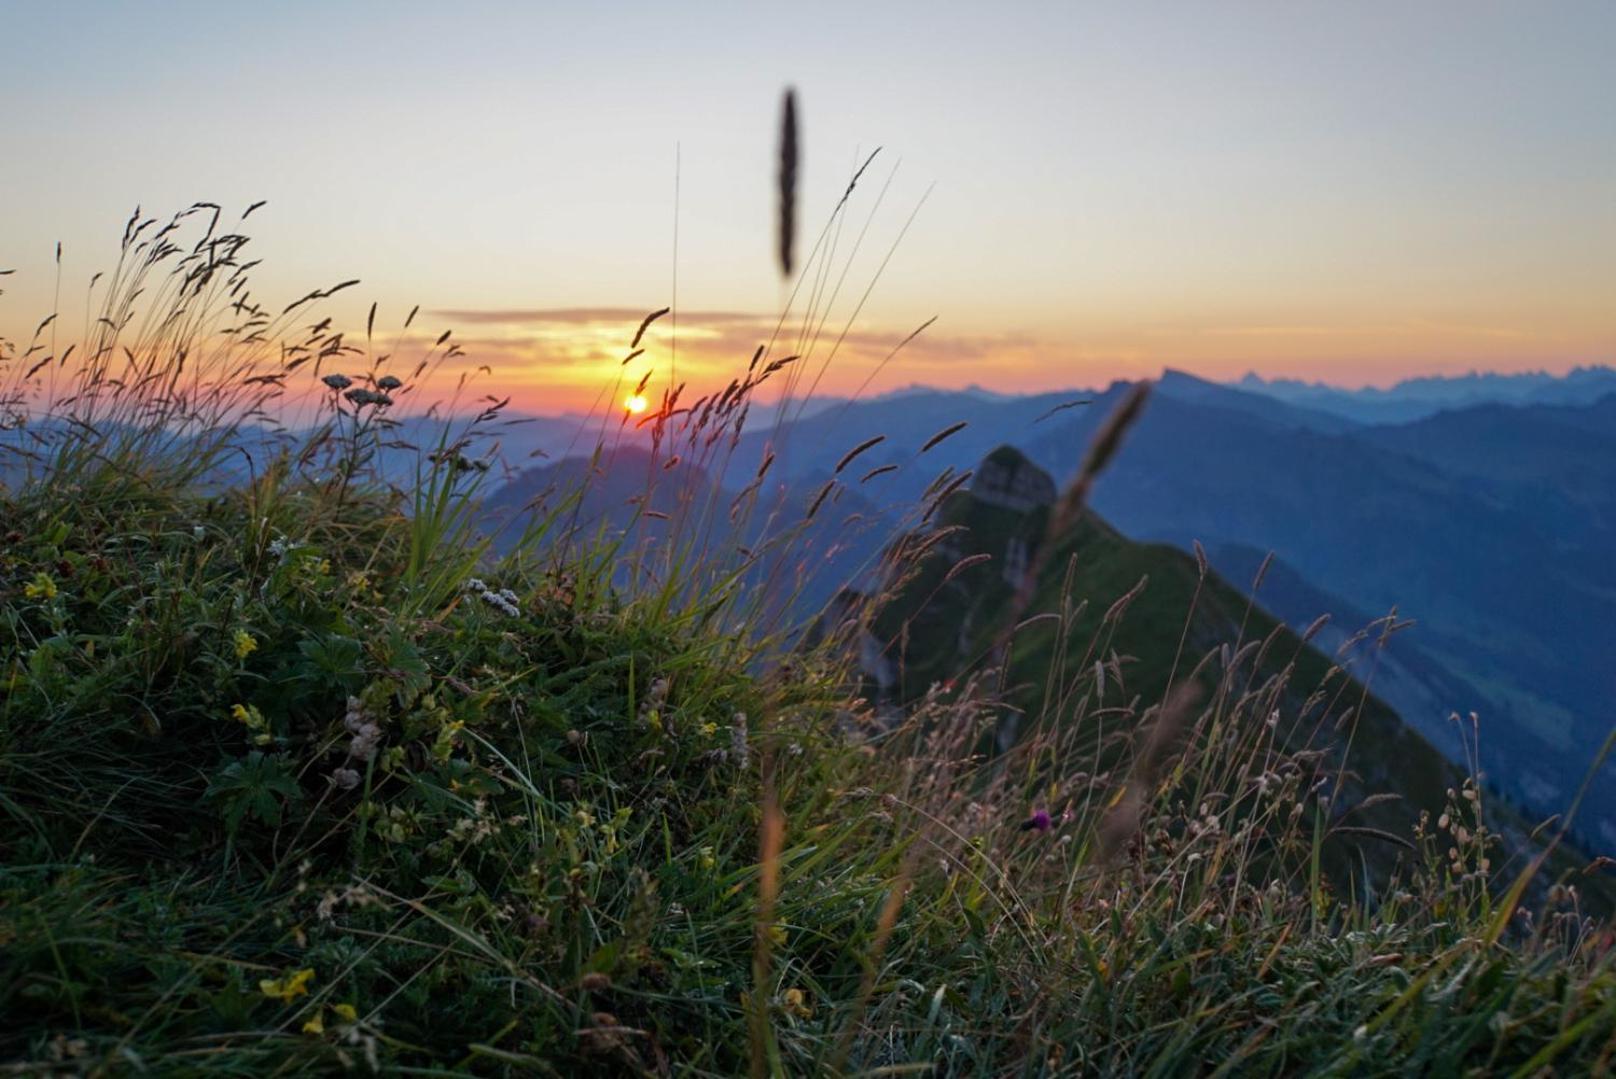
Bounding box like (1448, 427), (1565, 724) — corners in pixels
(736, 370), (1616, 851)
(4, 206), (1616, 1076)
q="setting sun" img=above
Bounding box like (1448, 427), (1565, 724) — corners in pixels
(624, 393), (649, 415)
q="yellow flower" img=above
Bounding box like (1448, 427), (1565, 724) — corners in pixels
(259, 968), (315, 1003)
(301, 1011), (324, 1034)
(232, 629), (258, 660)
(699, 722), (718, 737)
(332, 1002), (358, 1023)
(23, 573), (57, 601)
(783, 987), (812, 1018)
(230, 703), (270, 743)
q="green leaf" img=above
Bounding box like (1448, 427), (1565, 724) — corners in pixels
(205, 751), (302, 833)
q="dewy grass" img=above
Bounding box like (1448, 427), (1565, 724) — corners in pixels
(4, 194), (1616, 1075)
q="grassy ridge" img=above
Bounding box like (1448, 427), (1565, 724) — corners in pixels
(4, 207), (1616, 1075)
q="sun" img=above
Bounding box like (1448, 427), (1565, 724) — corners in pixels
(624, 393), (649, 415)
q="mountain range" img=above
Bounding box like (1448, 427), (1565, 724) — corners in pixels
(474, 365), (1616, 851)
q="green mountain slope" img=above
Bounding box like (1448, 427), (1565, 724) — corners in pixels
(860, 447), (1583, 889)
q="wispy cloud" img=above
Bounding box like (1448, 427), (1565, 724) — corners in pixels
(431, 307), (762, 327)
(1189, 320), (1531, 341)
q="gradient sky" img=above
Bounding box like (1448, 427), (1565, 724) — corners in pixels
(3, 1), (1613, 413)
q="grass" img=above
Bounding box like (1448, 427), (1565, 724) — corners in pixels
(4, 196), (1616, 1076)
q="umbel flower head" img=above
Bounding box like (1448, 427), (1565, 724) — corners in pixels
(321, 373), (353, 391)
(344, 387), (393, 408)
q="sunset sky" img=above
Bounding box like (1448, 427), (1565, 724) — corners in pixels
(3, 1), (1613, 414)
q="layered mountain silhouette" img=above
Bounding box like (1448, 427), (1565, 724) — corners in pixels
(533, 367), (1611, 850)
(1236, 366), (1616, 424)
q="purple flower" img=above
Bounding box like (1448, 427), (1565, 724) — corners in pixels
(1019, 809), (1053, 833)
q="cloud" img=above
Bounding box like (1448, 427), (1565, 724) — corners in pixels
(1188, 320), (1530, 341)
(431, 307), (763, 327)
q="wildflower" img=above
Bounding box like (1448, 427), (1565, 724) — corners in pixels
(698, 846), (717, 872)
(260, 967), (315, 1003)
(321, 373), (353, 391)
(1019, 809), (1053, 833)
(626, 678), (666, 736)
(431, 718), (464, 762)
(783, 987), (812, 1018)
(344, 387), (393, 408)
(462, 576), (518, 614)
(700, 721), (718, 737)
(344, 697), (383, 761)
(231, 702), (272, 745)
(376, 375), (403, 391)
(332, 1003), (358, 1023)
(302, 1012), (325, 1035)
(232, 628), (258, 660)
(329, 767), (361, 790)
(479, 588), (520, 617)
(23, 572), (57, 600)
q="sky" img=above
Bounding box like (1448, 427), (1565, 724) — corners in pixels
(2, 0), (1613, 415)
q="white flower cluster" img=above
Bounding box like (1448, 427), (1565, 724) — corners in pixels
(464, 577), (520, 617)
(267, 536), (304, 562)
(344, 696), (383, 761)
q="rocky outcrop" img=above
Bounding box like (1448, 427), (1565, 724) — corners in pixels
(970, 445), (1055, 512)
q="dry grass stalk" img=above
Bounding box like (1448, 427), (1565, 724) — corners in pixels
(991, 381), (1153, 658)
(776, 88), (798, 278)
(920, 419), (968, 453)
(749, 760), (785, 1078)
(1096, 682), (1202, 864)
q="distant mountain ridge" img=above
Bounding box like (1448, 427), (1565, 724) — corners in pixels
(1235, 365), (1616, 424)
